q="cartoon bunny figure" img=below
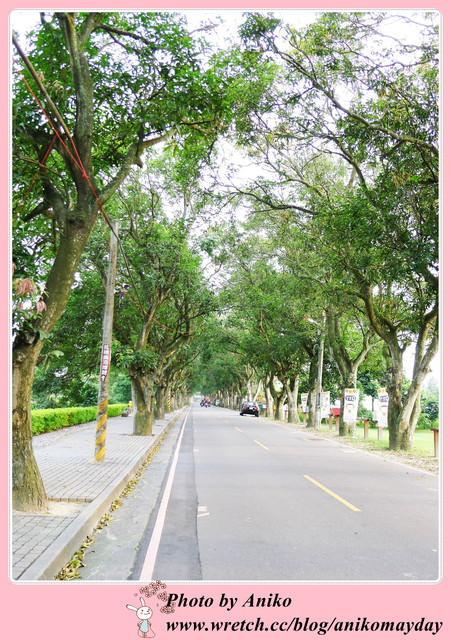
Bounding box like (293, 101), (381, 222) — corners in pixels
(126, 597), (155, 638)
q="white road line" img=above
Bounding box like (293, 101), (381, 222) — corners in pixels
(139, 409), (190, 580)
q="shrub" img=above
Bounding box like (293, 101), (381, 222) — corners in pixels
(358, 408), (373, 421)
(31, 404), (128, 435)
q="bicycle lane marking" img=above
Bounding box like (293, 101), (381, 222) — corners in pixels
(139, 408), (191, 580)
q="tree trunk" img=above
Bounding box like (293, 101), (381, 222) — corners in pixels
(269, 376), (286, 420)
(385, 341), (433, 451)
(307, 387), (316, 428)
(131, 373), (155, 435)
(386, 344), (406, 450)
(285, 376), (300, 424)
(274, 397), (285, 420)
(246, 378), (253, 401)
(410, 394), (422, 433)
(12, 211), (98, 511)
(252, 379), (263, 402)
(389, 334), (438, 450)
(384, 342), (428, 451)
(307, 362), (318, 428)
(12, 341), (48, 512)
(326, 307), (374, 437)
(235, 383), (244, 410)
(264, 378), (274, 419)
(154, 385), (167, 420)
(359, 281), (438, 450)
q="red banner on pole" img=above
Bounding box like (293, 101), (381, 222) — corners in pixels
(100, 343), (111, 381)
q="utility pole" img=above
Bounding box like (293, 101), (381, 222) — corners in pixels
(314, 326), (325, 431)
(306, 312), (326, 431)
(95, 220), (119, 462)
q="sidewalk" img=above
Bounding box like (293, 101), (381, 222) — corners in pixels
(11, 406), (187, 582)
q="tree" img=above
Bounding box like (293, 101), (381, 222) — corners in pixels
(237, 11), (438, 449)
(326, 306), (380, 435)
(111, 180), (215, 434)
(30, 250), (105, 406)
(208, 223), (326, 424)
(188, 317), (249, 408)
(12, 11), (230, 511)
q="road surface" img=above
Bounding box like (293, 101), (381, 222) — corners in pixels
(78, 405), (440, 582)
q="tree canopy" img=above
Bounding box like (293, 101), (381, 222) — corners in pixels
(11, 9), (439, 511)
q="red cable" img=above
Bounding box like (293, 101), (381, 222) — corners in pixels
(20, 74), (192, 337)
(21, 74), (84, 173)
(13, 133), (57, 225)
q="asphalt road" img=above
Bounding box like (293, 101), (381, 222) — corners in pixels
(79, 405), (440, 583)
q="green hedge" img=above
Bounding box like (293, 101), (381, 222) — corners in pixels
(31, 404), (128, 435)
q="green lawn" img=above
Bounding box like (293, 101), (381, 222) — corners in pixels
(310, 420), (437, 457)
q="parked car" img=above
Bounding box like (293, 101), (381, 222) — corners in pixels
(240, 401), (259, 417)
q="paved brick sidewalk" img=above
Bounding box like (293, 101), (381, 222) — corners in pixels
(11, 407), (187, 582)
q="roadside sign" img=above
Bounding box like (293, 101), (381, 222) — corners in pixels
(377, 387), (389, 427)
(343, 388), (359, 423)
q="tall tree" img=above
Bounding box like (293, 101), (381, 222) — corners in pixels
(237, 11), (438, 449)
(12, 11), (229, 511)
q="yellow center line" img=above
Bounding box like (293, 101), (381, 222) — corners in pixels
(235, 427), (243, 432)
(254, 440), (269, 451)
(304, 475), (361, 512)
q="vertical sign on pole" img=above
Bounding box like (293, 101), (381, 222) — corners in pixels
(301, 393), (308, 424)
(313, 312), (326, 431)
(377, 387), (389, 427)
(343, 388), (360, 437)
(320, 391), (330, 420)
(95, 220), (119, 462)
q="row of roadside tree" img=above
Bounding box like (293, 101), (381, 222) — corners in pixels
(12, 11), (438, 512)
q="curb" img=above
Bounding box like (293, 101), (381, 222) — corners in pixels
(19, 407), (187, 582)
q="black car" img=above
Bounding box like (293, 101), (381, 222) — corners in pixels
(240, 401), (259, 417)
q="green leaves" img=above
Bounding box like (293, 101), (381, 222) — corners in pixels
(115, 347), (159, 376)
(239, 12), (281, 45)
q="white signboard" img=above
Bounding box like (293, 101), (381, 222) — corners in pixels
(320, 391), (330, 419)
(377, 387), (389, 428)
(343, 388), (359, 423)
(301, 393), (309, 413)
